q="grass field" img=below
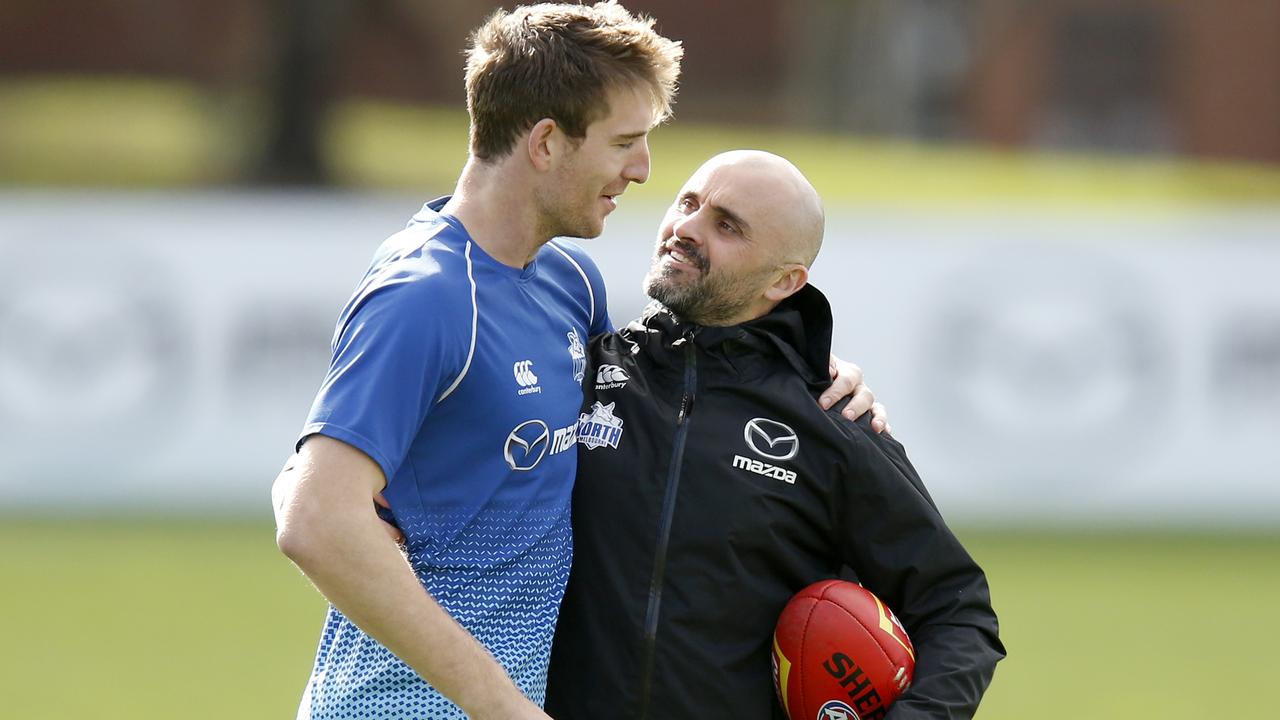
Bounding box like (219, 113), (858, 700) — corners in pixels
(0, 519), (1275, 718)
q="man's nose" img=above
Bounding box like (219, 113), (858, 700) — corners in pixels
(623, 139), (650, 185)
(671, 212), (704, 245)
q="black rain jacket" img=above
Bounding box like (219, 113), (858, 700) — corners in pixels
(545, 285), (1004, 720)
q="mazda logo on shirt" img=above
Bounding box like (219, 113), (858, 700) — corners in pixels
(504, 419), (549, 470)
(744, 417), (799, 461)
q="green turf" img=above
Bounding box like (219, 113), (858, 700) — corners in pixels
(0, 520), (1274, 718)
(0, 518), (325, 719)
(960, 531), (1279, 719)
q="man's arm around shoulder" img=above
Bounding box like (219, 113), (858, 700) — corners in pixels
(272, 435), (550, 720)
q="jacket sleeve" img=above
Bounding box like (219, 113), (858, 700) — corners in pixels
(832, 418), (1006, 720)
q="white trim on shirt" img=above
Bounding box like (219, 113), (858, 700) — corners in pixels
(437, 240), (478, 402)
(548, 240), (595, 329)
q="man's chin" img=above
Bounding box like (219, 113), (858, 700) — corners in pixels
(560, 219), (605, 240)
(644, 278), (694, 310)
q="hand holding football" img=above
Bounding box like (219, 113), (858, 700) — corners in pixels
(772, 579), (915, 720)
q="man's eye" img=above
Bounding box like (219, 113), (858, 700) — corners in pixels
(678, 198), (696, 211)
(719, 221), (738, 234)
(618, 141), (634, 149)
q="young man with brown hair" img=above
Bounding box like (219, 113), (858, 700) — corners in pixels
(272, 5), (682, 719)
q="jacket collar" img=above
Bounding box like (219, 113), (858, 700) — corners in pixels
(625, 284), (835, 386)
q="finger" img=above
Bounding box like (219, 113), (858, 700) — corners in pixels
(833, 358), (864, 388)
(380, 521), (405, 545)
(372, 493), (405, 543)
(841, 384), (876, 420)
(820, 364), (862, 409)
(828, 353), (862, 379)
(820, 375), (854, 409)
(869, 401), (889, 433)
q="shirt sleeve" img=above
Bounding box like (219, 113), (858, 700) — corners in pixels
(588, 264), (613, 337)
(299, 276), (470, 483)
(833, 420), (1007, 720)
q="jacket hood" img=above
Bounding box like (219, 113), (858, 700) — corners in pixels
(628, 284), (835, 388)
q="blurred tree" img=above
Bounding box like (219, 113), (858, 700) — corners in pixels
(785, 0), (973, 139)
(1034, 6), (1174, 154)
(785, 0), (859, 129)
(254, 0), (353, 185)
(252, 0), (480, 185)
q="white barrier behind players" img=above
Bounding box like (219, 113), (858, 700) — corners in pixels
(0, 193), (1276, 525)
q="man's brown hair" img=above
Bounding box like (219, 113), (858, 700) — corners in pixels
(464, 2), (683, 161)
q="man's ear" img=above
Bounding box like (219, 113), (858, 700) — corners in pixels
(526, 118), (562, 172)
(763, 264), (809, 303)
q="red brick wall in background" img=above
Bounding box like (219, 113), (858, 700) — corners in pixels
(968, 0), (1280, 162)
(2, 0), (1275, 162)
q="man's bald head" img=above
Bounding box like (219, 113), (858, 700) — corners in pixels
(694, 150), (825, 267)
(643, 150), (827, 326)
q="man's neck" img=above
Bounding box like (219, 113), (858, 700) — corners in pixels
(442, 157), (549, 269)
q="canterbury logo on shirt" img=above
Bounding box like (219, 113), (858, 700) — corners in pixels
(514, 360), (542, 396)
(594, 364), (629, 390)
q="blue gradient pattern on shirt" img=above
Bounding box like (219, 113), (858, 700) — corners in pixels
(296, 199), (609, 718)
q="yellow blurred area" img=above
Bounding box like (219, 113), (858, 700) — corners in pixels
(0, 78), (238, 186)
(3, 76), (1280, 209)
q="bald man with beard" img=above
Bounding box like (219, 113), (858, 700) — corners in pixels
(545, 151), (1005, 720)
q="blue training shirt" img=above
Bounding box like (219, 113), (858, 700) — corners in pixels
(295, 197), (611, 719)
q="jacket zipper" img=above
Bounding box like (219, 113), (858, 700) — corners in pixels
(637, 333), (697, 719)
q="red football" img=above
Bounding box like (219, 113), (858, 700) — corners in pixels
(772, 579), (915, 720)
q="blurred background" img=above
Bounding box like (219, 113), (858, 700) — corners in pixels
(1, 0), (1277, 718)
